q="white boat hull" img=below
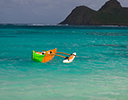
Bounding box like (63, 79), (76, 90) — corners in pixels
(63, 52), (76, 63)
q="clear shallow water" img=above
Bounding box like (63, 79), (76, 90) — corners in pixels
(0, 24), (128, 100)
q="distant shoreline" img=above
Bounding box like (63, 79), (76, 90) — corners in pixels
(60, 0), (128, 25)
(1, 23), (128, 28)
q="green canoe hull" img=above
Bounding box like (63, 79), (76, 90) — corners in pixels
(32, 51), (45, 62)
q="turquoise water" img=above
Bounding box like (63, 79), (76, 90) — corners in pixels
(0, 24), (128, 100)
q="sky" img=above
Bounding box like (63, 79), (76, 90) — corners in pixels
(0, 0), (128, 24)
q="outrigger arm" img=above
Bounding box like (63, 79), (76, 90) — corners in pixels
(54, 54), (66, 58)
(41, 50), (76, 59)
(42, 50), (71, 56)
(56, 52), (71, 56)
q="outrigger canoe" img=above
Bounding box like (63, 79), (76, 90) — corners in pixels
(32, 48), (57, 63)
(32, 48), (76, 63)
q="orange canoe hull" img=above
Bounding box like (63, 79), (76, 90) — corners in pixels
(42, 48), (57, 63)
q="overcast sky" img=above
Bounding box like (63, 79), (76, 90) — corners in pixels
(0, 0), (127, 24)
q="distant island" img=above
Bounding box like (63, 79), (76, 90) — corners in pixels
(60, 0), (128, 25)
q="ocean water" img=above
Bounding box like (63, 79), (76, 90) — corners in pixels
(0, 24), (128, 100)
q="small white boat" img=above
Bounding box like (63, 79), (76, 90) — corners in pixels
(63, 52), (76, 63)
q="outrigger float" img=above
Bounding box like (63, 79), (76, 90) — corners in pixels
(32, 48), (76, 63)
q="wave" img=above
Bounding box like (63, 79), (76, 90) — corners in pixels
(85, 44), (128, 48)
(28, 23), (57, 26)
(0, 23), (58, 26)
